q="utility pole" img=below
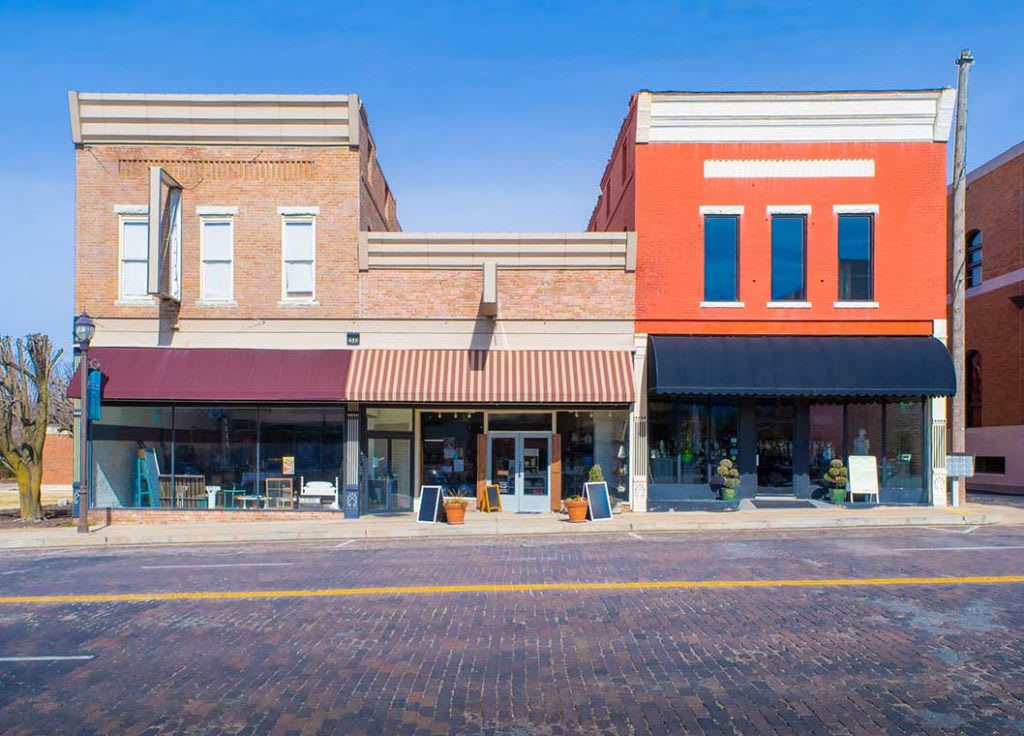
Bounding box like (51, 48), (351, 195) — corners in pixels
(950, 48), (974, 506)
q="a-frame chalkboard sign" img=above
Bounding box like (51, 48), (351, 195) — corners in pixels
(417, 485), (447, 524)
(479, 483), (503, 512)
(584, 481), (613, 521)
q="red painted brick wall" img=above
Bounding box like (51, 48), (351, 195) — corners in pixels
(631, 140), (948, 336)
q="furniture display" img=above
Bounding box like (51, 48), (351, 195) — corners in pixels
(220, 488), (247, 509)
(265, 477), (295, 509)
(298, 477), (340, 509)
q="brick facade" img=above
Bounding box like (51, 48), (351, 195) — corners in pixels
(955, 142), (1024, 490)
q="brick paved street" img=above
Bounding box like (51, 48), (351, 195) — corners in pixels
(1, 526), (1024, 735)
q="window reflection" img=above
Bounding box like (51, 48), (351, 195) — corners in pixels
(704, 215), (739, 302)
(771, 215), (806, 301)
(838, 214), (873, 301)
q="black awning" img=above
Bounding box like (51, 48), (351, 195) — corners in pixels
(649, 335), (955, 398)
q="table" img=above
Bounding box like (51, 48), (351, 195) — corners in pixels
(220, 489), (247, 509)
(238, 495), (264, 510)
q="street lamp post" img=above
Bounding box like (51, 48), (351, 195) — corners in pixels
(74, 313), (96, 534)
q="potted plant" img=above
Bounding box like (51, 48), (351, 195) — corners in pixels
(565, 464), (603, 523)
(443, 491), (469, 525)
(824, 460), (848, 505)
(716, 459), (740, 504)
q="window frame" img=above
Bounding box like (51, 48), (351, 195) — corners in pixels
(769, 212), (808, 303)
(199, 214), (235, 304)
(966, 350), (982, 427)
(836, 212), (875, 303)
(966, 230), (983, 288)
(117, 214), (152, 303)
(702, 212), (741, 304)
(280, 214), (318, 303)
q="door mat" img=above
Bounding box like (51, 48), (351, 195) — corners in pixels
(751, 499), (816, 510)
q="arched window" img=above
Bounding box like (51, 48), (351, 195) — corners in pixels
(966, 350), (982, 427)
(966, 230), (983, 288)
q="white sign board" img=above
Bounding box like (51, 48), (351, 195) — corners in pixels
(847, 455), (880, 503)
(945, 453), (975, 478)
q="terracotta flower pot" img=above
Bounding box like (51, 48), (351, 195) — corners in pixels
(444, 503), (466, 524)
(566, 498), (589, 523)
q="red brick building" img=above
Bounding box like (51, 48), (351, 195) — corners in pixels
(589, 90), (957, 509)
(956, 141), (1024, 492)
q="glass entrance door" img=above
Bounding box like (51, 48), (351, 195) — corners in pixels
(756, 400), (795, 494)
(488, 432), (551, 513)
(366, 436), (412, 512)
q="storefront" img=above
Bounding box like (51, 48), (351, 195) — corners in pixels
(347, 349), (634, 513)
(644, 335), (955, 506)
(73, 347), (353, 513)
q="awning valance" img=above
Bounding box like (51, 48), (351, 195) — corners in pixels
(69, 347), (352, 402)
(649, 335), (955, 398)
(346, 350), (634, 404)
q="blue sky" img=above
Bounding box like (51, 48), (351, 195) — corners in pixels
(1, 0), (1021, 350)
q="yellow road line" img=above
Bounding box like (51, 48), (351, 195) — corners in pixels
(2, 575), (1024, 605)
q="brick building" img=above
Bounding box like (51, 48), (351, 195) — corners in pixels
(69, 93), (635, 520)
(955, 141), (1024, 492)
(70, 88), (958, 521)
(589, 90), (957, 509)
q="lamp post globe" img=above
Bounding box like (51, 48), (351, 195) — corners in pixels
(73, 312), (96, 347)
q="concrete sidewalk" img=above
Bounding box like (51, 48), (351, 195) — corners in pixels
(1, 502), (1021, 550)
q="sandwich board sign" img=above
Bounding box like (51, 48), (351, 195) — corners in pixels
(417, 486), (446, 524)
(480, 483), (502, 512)
(584, 481), (613, 521)
(847, 456), (880, 504)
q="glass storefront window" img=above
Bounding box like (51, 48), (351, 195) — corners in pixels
(648, 401), (708, 485)
(365, 407), (413, 432)
(883, 400), (924, 491)
(92, 404), (345, 511)
(809, 403), (843, 487)
(172, 407), (258, 508)
(558, 410), (630, 502)
(92, 405), (174, 509)
(258, 408), (345, 504)
(846, 402), (882, 462)
(421, 412), (483, 496)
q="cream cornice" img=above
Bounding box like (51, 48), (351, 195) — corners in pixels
(69, 91), (359, 147)
(359, 232), (637, 272)
(637, 89), (956, 144)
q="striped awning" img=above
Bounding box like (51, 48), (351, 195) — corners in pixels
(346, 350), (634, 404)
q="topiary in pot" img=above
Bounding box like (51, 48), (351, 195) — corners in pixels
(717, 459), (740, 502)
(824, 460), (848, 505)
(587, 464), (605, 483)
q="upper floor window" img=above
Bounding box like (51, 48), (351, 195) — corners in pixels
(200, 217), (234, 302)
(966, 230), (983, 288)
(770, 215), (806, 301)
(838, 214), (874, 301)
(966, 350), (982, 427)
(119, 218), (149, 300)
(703, 215), (739, 302)
(282, 216), (316, 301)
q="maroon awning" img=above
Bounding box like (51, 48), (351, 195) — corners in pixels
(68, 347), (351, 402)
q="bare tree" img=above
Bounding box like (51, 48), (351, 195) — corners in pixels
(0, 335), (64, 520)
(48, 359), (75, 434)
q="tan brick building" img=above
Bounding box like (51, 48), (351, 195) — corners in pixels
(70, 93), (636, 520)
(955, 141), (1024, 492)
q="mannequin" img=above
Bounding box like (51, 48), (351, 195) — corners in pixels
(853, 428), (870, 456)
